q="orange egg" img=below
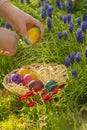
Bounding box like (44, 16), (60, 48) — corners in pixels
(25, 27), (40, 44)
(17, 68), (30, 76)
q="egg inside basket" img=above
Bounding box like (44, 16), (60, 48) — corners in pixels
(3, 63), (68, 95)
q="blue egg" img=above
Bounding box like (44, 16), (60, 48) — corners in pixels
(44, 80), (58, 92)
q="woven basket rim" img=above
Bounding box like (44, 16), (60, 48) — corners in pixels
(3, 63), (68, 95)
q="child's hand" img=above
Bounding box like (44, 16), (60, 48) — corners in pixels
(0, 1), (44, 42)
(0, 28), (19, 56)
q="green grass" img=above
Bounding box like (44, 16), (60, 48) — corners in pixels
(0, 0), (87, 130)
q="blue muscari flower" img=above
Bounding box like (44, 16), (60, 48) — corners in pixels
(58, 32), (62, 39)
(72, 69), (77, 77)
(63, 15), (67, 24)
(26, 0), (30, 4)
(20, 0), (24, 3)
(67, 0), (72, 13)
(41, 7), (46, 19)
(76, 52), (81, 63)
(61, 3), (65, 10)
(5, 22), (12, 29)
(45, 3), (49, 10)
(64, 56), (70, 68)
(81, 21), (86, 32)
(69, 21), (73, 25)
(58, 14), (63, 21)
(85, 47), (87, 58)
(47, 6), (54, 17)
(47, 17), (52, 31)
(76, 28), (84, 44)
(82, 13), (87, 21)
(69, 22), (73, 32)
(56, 0), (61, 9)
(77, 18), (81, 26)
(38, 0), (41, 7)
(64, 32), (68, 39)
(67, 14), (71, 23)
(70, 52), (75, 64)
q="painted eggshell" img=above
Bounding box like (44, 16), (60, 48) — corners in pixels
(22, 74), (33, 85)
(29, 71), (39, 80)
(17, 68), (30, 77)
(25, 27), (40, 44)
(10, 73), (22, 84)
(28, 80), (44, 92)
(44, 80), (58, 92)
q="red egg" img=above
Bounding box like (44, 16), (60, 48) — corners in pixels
(28, 80), (44, 92)
(22, 74), (33, 85)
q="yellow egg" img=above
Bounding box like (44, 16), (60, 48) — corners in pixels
(17, 68), (30, 77)
(26, 27), (40, 44)
(30, 71), (39, 80)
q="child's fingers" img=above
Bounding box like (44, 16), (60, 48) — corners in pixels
(0, 49), (11, 56)
(18, 23), (28, 39)
(31, 18), (44, 42)
(15, 33), (20, 41)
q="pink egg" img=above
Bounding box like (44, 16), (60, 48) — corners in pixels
(22, 74), (33, 85)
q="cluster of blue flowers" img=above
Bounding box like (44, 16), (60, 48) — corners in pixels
(59, 14), (73, 33)
(40, 0), (54, 31)
(57, 13), (73, 39)
(58, 31), (68, 39)
(57, 7), (87, 45)
(57, 11), (87, 78)
(58, 14), (72, 24)
(56, 0), (72, 12)
(64, 46), (87, 77)
(39, 0), (73, 31)
(41, 5), (54, 19)
(65, 51), (82, 68)
(58, 13), (73, 34)
(76, 13), (87, 44)
(77, 13), (87, 27)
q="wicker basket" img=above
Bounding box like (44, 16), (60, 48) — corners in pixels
(3, 63), (68, 95)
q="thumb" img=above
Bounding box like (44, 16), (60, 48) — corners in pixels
(19, 24), (28, 39)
